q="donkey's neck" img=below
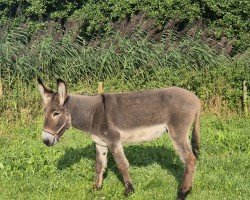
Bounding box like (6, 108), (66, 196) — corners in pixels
(66, 95), (103, 133)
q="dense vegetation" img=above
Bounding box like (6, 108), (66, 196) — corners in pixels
(0, 1), (249, 118)
(0, 0), (249, 52)
(0, 25), (249, 116)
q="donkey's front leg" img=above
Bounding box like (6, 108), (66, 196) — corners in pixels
(93, 144), (108, 190)
(110, 142), (134, 196)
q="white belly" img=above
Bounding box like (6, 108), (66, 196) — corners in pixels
(119, 124), (167, 144)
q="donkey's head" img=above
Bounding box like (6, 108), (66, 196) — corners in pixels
(38, 78), (71, 146)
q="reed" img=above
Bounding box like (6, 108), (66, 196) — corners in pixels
(0, 27), (249, 118)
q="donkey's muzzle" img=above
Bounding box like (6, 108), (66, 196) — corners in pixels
(43, 138), (52, 146)
(42, 131), (57, 146)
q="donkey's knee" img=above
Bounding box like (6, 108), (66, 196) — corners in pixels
(184, 152), (196, 168)
(110, 143), (130, 170)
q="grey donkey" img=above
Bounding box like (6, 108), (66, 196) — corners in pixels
(38, 78), (201, 200)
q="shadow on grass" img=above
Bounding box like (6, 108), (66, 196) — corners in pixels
(57, 144), (183, 185)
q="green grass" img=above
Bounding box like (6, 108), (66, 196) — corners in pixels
(0, 115), (249, 200)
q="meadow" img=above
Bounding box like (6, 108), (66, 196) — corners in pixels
(0, 113), (249, 200)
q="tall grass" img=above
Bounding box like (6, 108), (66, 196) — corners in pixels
(0, 26), (249, 119)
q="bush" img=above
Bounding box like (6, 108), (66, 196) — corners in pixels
(0, 0), (249, 53)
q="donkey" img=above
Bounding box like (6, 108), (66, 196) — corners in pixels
(38, 78), (201, 200)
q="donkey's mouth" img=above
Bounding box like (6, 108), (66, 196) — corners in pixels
(42, 131), (58, 146)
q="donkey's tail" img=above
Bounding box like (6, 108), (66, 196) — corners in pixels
(191, 108), (201, 158)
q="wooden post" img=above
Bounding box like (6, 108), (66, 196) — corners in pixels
(98, 82), (104, 94)
(243, 80), (248, 117)
(0, 80), (2, 98)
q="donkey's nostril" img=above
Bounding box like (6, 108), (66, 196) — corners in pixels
(42, 131), (56, 146)
(43, 138), (51, 146)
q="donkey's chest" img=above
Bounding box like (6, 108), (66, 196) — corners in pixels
(118, 124), (167, 144)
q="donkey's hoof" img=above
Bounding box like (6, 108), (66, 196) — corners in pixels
(93, 184), (102, 191)
(177, 193), (186, 200)
(177, 187), (192, 200)
(124, 183), (135, 196)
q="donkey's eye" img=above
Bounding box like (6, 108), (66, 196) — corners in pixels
(53, 111), (61, 117)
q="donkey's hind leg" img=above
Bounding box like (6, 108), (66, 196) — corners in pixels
(169, 126), (197, 200)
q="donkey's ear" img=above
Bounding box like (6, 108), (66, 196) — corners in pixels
(57, 79), (67, 105)
(37, 78), (53, 105)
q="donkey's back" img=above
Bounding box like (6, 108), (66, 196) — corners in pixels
(103, 87), (201, 132)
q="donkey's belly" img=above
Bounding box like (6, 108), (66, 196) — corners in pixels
(119, 124), (167, 144)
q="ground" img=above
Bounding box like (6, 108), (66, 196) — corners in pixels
(0, 115), (249, 200)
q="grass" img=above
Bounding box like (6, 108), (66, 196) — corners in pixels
(0, 115), (249, 200)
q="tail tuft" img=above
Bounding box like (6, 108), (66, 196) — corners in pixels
(191, 110), (201, 158)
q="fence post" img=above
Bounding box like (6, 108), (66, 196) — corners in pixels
(243, 80), (248, 117)
(98, 82), (104, 94)
(0, 80), (2, 98)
